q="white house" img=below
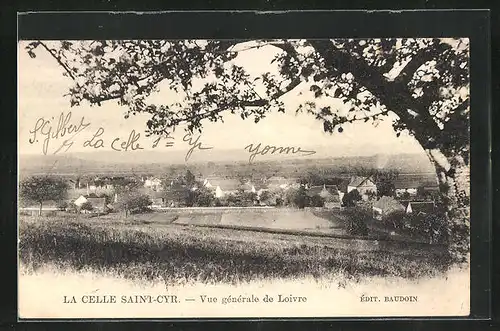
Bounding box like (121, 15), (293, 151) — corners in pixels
(347, 176), (377, 199)
(394, 179), (420, 197)
(204, 178), (240, 198)
(265, 176), (298, 191)
(144, 177), (163, 191)
(239, 181), (257, 194)
(402, 201), (436, 216)
(74, 195), (88, 207)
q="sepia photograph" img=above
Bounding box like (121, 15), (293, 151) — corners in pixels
(17, 37), (471, 318)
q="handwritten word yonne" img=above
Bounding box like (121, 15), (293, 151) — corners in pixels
(28, 111), (91, 155)
(244, 143), (316, 163)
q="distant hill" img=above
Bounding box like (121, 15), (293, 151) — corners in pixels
(18, 150), (435, 177)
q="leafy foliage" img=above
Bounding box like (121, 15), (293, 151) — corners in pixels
(117, 191), (152, 215)
(19, 176), (69, 214)
(25, 39), (469, 160)
(56, 201), (69, 211)
(385, 210), (448, 244)
(224, 189), (258, 207)
(341, 207), (370, 236)
(80, 201), (93, 212)
(342, 189), (362, 207)
(284, 186), (309, 209)
(309, 195), (325, 208)
(377, 181), (396, 197)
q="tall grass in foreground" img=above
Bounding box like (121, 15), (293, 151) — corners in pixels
(19, 216), (454, 286)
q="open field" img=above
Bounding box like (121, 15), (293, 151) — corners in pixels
(172, 208), (347, 235)
(19, 212), (456, 287)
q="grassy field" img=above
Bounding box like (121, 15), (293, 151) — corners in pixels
(18, 212), (458, 286)
(172, 208), (346, 235)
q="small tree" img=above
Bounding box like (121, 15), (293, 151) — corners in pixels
(185, 169), (196, 187)
(118, 191), (152, 217)
(19, 176), (68, 216)
(56, 200), (69, 211)
(342, 189), (362, 207)
(258, 190), (273, 206)
(67, 202), (79, 214)
(80, 201), (93, 213)
(293, 186), (309, 209)
(377, 180), (396, 197)
(193, 186), (215, 207)
(310, 195), (325, 207)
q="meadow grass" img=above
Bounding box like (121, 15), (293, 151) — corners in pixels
(19, 214), (456, 286)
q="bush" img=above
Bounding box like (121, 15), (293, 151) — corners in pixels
(80, 201), (93, 212)
(118, 191), (152, 216)
(406, 213), (448, 244)
(342, 189), (362, 207)
(56, 201), (69, 211)
(342, 207), (369, 236)
(385, 210), (448, 244)
(384, 210), (407, 230)
(284, 186), (309, 209)
(309, 195), (325, 207)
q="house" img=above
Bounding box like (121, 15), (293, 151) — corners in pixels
(86, 197), (107, 213)
(150, 191), (166, 208)
(73, 195), (88, 207)
(321, 185), (341, 208)
(320, 185), (342, 209)
(372, 196), (405, 220)
(143, 177), (163, 191)
(239, 181), (257, 193)
(393, 178), (421, 197)
(73, 195), (107, 213)
(402, 201), (436, 216)
(306, 185), (324, 197)
(306, 185), (342, 209)
(68, 178), (82, 189)
(203, 178), (241, 198)
(347, 176), (377, 199)
(151, 197), (166, 208)
(265, 176), (298, 190)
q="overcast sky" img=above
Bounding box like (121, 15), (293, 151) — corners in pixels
(18, 40), (425, 159)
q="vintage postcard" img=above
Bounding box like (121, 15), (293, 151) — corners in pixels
(18, 38), (471, 319)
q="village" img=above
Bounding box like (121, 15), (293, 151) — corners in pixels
(19, 169), (440, 225)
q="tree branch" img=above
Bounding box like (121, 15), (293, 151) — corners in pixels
(308, 39), (445, 149)
(395, 42), (451, 86)
(38, 41), (77, 81)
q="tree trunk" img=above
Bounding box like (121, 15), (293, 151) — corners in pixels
(39, 201), (43, 217)
(426, 149), (470, 262)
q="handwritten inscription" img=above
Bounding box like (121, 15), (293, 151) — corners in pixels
(28, 111), (91, 155)
(111, 130), (144, 152)
(244, 143), (316, 163)
(83, 128), (105, 149)
(28, 112), (315, 164)
(183, 133), (213, 162)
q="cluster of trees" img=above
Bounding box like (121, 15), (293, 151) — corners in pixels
(20, 176), (69, 216)
(19, 175), (153, 217)
(117, 191), (152, 216)
(383, 209), (448, 244)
